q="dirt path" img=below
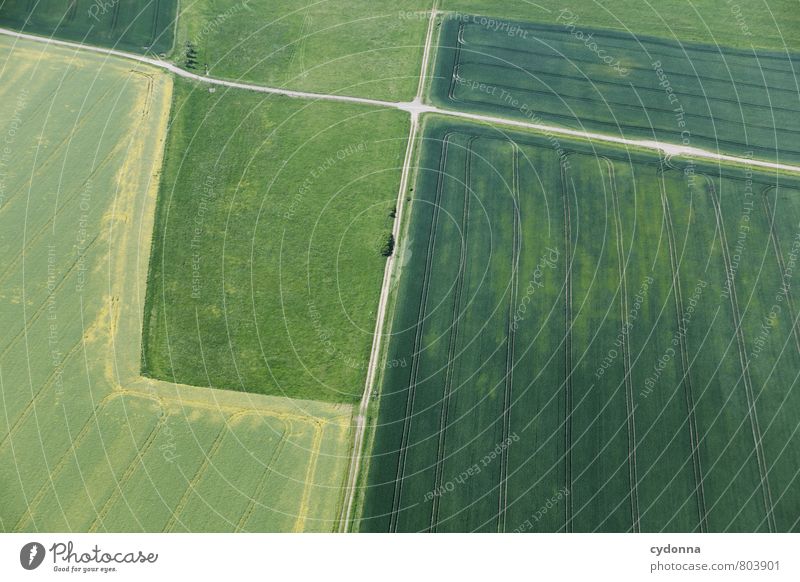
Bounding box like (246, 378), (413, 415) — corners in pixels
(5, 9), (800, 533)
(337, 2), (441, 532)
(2, 26), (797, 174)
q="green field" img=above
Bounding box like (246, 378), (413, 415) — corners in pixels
(429, 16), (800, 163)
(172, 0), (432, 101)
(443, 0), (800, 51)
(0, 0), (177, 54)
(0, 36), (350, 533)
(141, 80), (410, 403)
(360, 116), (800, 532)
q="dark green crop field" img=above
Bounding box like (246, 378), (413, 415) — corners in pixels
(360, 116), (800, 532)
(429, 17), (800, 163)
(0, 0), (176, 54)
(142, 79), (410, 404)
(443, 0), (800, 52)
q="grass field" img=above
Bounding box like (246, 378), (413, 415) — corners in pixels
(0, 36), (350, 533)
(442, 0), (800, 52)
(172, 0), (432, 101)
(359, 115), (800, 532)
(141, 79), (410, 403)
(0, 0), (177, 54)
(429, 16), (800, 164)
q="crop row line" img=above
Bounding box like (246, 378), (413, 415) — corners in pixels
(605, 158), (641, 532)
(0, 139), (124, 287)
(430, 135), (475, 532)
(560, 159), (574, 532)
(3, 27), (800, 176)
(0, 334), (87, 454)
(455, 44), (800, 95)
(0, 234), (100, 364)
(455, 26), (799, 77)
(110, 1), (121, 35)
(657, 165), (709, 532)
(0, 78), (125, 217)
(234, 421), (289, 532)
(705, 177), (776, 532)
(14, 391), (153, 531)
(161, 422), (230, 533)
(450, 68), (800, 141)
(761, 189), (800, 356)
(497, 143), (521, 532)
(388, 133), (453, 532)
(454, 61), (800, 126)
(150, 0), (161, 46)
(88, 410), (168, 532)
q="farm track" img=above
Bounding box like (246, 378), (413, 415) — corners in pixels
(430, 135), (473, 532)
(497, 143), (520, 532)
(2, 27), (798, 175)
(705, 177), (776, 531)
(387, 132), (451, 532)
(449, 89), (800, 162)
(605, 159), (641, 532)
(658, 166), (709, 532)
(339, 2), (440, 531)
(0, 8), (800, 540)
(560, 159), (574, 532)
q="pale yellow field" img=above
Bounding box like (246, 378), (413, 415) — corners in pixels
(0, 36), (352, 533)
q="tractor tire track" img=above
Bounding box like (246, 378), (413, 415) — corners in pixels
(605, 157), (641, 532)
(706, 176), (776, 532)
(658, 165), (709, 532)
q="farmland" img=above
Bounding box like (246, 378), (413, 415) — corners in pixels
(360, 116), (800, 532)
(0, 0), (177, 54)
(172, 0), (432, 101)
(443, 0), (800, 52)
(429, 16), (800, 163)
(141, 79), (410, 403)
(0, 36), (350, 533)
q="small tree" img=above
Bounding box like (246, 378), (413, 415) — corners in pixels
(184, 42), (198, 69)
(380, 233), (395, 257)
